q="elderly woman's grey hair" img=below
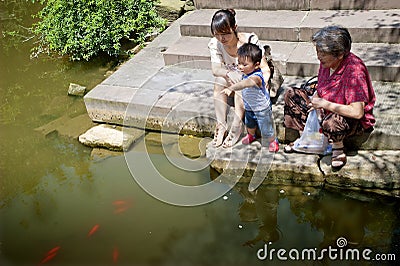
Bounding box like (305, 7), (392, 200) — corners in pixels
(312, 25), (352, 58)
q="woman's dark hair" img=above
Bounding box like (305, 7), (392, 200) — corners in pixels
(312, 25), (352, 58)
(237, 43), (262, 64)
(211, 9), (237, 35)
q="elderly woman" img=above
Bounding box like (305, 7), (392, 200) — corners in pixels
(284, 26), (376, 170)
(209, 9), (271, 148)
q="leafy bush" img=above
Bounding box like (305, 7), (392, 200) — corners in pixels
(33, 0), (166, 60)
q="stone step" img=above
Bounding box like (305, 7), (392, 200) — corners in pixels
(193, 0), (400, 10)
(86, 63), (400, 150)
(179, 9), (400, 43)
(163, 36), (400, 82)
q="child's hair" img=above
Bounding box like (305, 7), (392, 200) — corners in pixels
(211, 9), (237, 35)
(237, 43), (262, 64)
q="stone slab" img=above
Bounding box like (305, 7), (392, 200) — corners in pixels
(84, 85), (138, 125)
(310, 0), (400, 10)
(179, 9), (400, 43)
(299, 9), (400, 43)
(193, 0), (400, 10)
(207, 142), (400, 197)
(120, 67), (217, 135)
(84, 62), (400, 150)
(287, 42), (400, 80)
(193, 0), (309, 10)
(79, 124), (144, 151)
(163, 36), (400, 81)
(180, 9), (306, 41)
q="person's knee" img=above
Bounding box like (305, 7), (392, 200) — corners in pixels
(321, 114), (350, 142)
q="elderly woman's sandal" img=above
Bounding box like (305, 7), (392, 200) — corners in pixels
(331, 148), (347, 171)
(212, 124), (227, 147)
(222, 125), (243, 148)
(284, 142), (295, 153)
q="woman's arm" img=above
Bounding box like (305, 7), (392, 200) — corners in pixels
(209, 38), (231, 79)
(211, 62), (230, 78)
(311, 96), (365, 119)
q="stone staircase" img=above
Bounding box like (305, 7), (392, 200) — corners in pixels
(82, 0), (400, 196)
(83, 0), (400, 150)
(162, 0), (400, 149)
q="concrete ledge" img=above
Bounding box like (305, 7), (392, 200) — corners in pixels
(193, 0), (400, 10)
(193, 0), (310, 11)
(163, 36), (400, 81)
(83, 63), (400, 150)
(208, 143), (400, 198)
(310, 0), (400, 10)
(84, 85), (137, 125)
(179, 9), (400, 43)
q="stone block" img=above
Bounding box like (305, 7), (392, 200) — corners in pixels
(78, 124), (144, 151)
(68, 83), (86, 97)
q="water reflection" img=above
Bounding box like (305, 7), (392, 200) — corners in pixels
(233, 182), (400, 262)
(1, 132), (400, 265)
(236, 185), (280, 247)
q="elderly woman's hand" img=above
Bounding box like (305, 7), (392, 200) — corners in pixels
(309, 94), (328, 110)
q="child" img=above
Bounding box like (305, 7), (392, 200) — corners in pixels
(222, 43), (279, 152)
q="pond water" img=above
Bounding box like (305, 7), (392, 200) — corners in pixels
(1, 2), (399, 265)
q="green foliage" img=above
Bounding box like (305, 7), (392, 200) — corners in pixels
(33, 0), (166, 60)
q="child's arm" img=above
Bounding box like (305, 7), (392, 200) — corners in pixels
(222, 76), (262, 95)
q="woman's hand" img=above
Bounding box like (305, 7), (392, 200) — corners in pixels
(310, 95), (327, 110)
(222, 88), (233, 96)
(309, 95), (365, 119)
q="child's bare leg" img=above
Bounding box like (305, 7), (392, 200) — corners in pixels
(247, 127), (256, 136)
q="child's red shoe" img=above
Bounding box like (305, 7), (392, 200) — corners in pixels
(269, 139), (279, 152)
(242, 134), (256, 145)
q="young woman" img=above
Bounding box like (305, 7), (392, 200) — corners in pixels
(209, 9), (271, 148)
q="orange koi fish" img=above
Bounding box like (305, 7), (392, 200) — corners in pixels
(40, 252), (57, 264)
(112, 200), (127, 206)
(39, 246), (60, 264)
(87, 224), (100, 237)
(46, 246), (60, 256)
(113, 247), (119, 263)
(112, 199), (132, 214)
(114, 205), (129, 214)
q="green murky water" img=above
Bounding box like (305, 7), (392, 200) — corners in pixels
(1, 2), (399, 265)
